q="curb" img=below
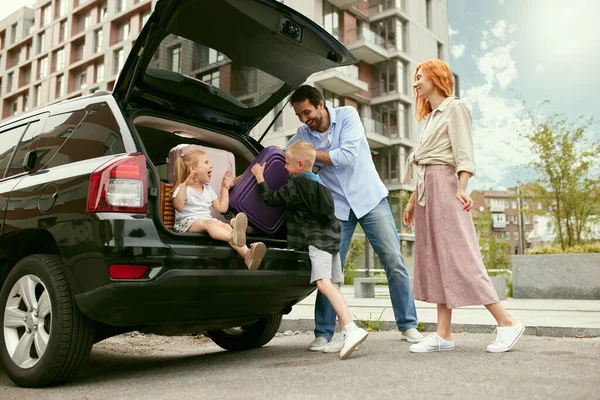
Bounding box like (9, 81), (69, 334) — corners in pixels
(279, 319), (600, 338)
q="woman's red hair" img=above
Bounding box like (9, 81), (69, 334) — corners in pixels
(414, 60), (454, 122)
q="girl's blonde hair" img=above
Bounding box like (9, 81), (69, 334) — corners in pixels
(173, 150), (205, 187)
(285, 141), (316, 167)
(414, 59), (454, 122)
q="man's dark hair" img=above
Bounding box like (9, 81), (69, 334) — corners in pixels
(289, 85), (324, 108)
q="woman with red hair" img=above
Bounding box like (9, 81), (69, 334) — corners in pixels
(403, 59), (524, 353)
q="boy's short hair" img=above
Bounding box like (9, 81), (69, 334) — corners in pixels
(289, 85), (324, 108)
(285, 141), (316, 167)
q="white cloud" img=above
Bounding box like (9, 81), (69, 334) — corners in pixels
(451, 44), (466, 59)
(449, 25), (459, 37)
(476, 43), (518, 89)
(491, 20), (507, 38)
(536, 64), (545, 75)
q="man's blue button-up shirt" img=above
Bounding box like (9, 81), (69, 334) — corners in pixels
(286, 106), (388, 221)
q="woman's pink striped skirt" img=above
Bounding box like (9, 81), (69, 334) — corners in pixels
(413, 164), (499, 308)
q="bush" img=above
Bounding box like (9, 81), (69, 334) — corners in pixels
(525, 243), (600, 255)
(343, 238), (365, 285)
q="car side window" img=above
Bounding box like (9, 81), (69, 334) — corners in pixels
(33, 102), (126, 172)
(5, 120), (43, 178)
(0, 124), (28, 179)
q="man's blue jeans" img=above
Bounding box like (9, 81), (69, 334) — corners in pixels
(314, 198), (418, 340)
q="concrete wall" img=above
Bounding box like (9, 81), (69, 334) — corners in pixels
(512, 254), (600, 299)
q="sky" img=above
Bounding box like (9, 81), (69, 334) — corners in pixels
(2, 0), (599, 191)
(447, 0), (600, 190)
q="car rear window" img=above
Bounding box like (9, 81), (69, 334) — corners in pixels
(145, 35), (285, 109)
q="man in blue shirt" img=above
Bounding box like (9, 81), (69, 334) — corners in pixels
(286, 85), (423, 351)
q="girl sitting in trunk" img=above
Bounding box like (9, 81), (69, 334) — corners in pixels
(173, 150), (266, 270)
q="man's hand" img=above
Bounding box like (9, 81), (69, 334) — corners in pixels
(251, 162), (267, 184)
(222, 170), (233, 189)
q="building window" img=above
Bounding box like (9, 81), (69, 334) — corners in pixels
(514, 231), (519, 241)
(59, 21), (68, 42)
(170, 45), (181, 73)
(118, 22), (130, 42)
(95, 63), (105, 82)
(34, 84), (42, 107)
(54, 48), (64, 71)
(200, 69), (220, 88)
(74, 42), (85, 61)
(11, 101), (18, 116)
(7, 72), (14, 92)
(56, 74), (65, 97)
(114, 48), (125, 74)
(371, 18), (402, 51)
(42, 4), (53, 26)
(208, 48), (223, 64)
(117, 0), (127, 12)
(94, 29), (103, 53)
(505, 232), (511, 240)
(323, 2), (341, 40)
(58, 0), (68, 17)
(23, 95), (29, 111)
(37, 32), (46, 54)
(512, 200), (517, 209)
(372, 59), (407, 96)
(79, 71), (87, 89)
(100, 4), (108, 21)
(141, 12), (150, 28)
(426, 0), (432, 29)
(437, 41), (443, 59)
(10, 23), (18, 45)
(39, 56), (49, 79)
(323, 89), (342, 109)
(373, 145), (401, 184)
(372, 102), (399, 138)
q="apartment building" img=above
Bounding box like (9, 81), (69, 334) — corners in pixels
(0, 0), (452, 257)
(0, 0), (153, 120)
(255, 0), (453, 257)
(471, 187), (539, 255)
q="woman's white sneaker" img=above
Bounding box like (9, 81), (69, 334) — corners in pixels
(409, 333), (455, 353)
(487, 322), (525, 353)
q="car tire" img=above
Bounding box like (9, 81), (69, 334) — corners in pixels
(0, 254), (95, 387)
(207, 314), (282, 351)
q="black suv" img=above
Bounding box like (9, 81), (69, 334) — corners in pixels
(0, 0), (356, 387)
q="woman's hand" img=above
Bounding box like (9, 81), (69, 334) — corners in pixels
(456, 188), (473, 212)
(222, 170), (233, 189)
(403, 200), (415, 230)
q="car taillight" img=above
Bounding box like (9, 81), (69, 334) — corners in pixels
(87, 153), (148, 213)
(109, 265), (149, 279)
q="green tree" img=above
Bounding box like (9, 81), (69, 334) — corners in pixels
(475, 210), (511, 270)
(519, 103), (600, 249)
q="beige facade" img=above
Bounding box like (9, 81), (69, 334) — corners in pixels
(0, 0), (153, 120)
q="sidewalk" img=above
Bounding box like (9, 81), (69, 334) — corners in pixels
(280, 286), (600, 338)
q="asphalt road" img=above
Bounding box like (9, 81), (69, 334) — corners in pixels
(1, 331), (599, 399)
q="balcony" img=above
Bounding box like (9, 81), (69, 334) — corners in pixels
(327, 0), (362, 9)
(492, 219), (507, 230)
(346, 27), (389, 64)
(490, 205), (505, 213)
(309, 65), (368, 95)
(363, 117), (397, 148)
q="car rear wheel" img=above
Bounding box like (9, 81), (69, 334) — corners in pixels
(207, 314), (282, 351)
(0, 255), (95, 387)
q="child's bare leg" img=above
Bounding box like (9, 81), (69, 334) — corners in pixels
(316, 279), (352, 327)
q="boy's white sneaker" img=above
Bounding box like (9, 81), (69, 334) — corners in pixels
(409, 333), (455, 353)
(340, 328), (368, 359)
(487, 322), (525, 353)
(400, 328), (424, 343)
(322, 333), (345, 353)
(308, 337), (329, 351)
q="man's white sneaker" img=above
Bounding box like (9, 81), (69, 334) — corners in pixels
(308, 337), (329, 352)
(487, 322), (525, 353)
(409, 333), (455, 353)
(400, 328), (424, 343)
(340, 328), (368, 359)
(322, 333), (345, 353)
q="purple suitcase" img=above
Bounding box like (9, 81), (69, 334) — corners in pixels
(229, 146), (288, 235)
